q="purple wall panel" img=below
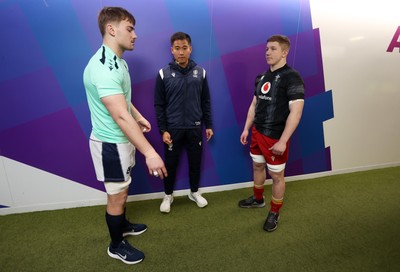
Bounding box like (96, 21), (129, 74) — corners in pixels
(0, 0), (332, 202)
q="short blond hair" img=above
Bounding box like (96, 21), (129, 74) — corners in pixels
(267, 35), (291, 50)
(98, 7), (135, 37)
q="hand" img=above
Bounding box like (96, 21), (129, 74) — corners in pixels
(162, 131), (173, 145)
(240, 130), (249, 145)
(137, 117), (151, 133)
(206, 129), (214, 141)
(145, 152), (168, 179)
(269, 140), (286, 156)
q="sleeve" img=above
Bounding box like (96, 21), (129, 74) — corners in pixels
(286, 71), (305, 101)
(154, 70), (167, 133)
(201, 73), (213, 129)
(91, 65), (123, 98)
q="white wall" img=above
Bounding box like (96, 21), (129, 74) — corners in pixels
(0, 157), (107, 214)
(310, 0), (400, 171)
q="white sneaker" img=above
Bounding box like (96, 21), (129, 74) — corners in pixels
(188, 191), (208, 208)
(160, 194), (173, 213)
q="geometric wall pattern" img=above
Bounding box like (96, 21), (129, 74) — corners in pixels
(0, 0), (333, 208)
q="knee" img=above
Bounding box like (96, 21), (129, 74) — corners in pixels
(268, 170), (284, 183)
(108, 191), (128, 207)
(253, 162), (266, 172)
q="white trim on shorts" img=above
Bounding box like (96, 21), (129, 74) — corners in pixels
(250, 153), (286, 173)
(104, 180), (131, 195)
(89, 133), (135, 195)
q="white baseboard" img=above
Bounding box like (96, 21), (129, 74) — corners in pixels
(1, 162), (398, 216)
(128, 161), (400, 201)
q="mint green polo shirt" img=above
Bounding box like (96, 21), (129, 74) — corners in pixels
(83, 45), (131, 143)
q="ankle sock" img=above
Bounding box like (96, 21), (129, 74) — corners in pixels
(253, 185), (264, 201)
(122, 207), (130, 229)
(270, 196), (283, 213)
(105, 212), (124, 248)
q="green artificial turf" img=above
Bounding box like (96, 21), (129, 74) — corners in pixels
(1, 167), (399, 271)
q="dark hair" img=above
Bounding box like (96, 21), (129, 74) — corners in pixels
(267, 35), (291, 50)
(98, 7), (135, 37)
(170, 32), (191, 45)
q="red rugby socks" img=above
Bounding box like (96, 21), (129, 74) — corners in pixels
(270, 196), (283, 213)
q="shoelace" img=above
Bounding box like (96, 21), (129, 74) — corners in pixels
(119, 241), (134, 254)
(267, 213), (277, 223)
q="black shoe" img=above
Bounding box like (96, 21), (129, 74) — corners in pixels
(263, 211), (280, 232)
(107, 240), (144, 265)
(122, 222), (147, 237)
(238, 195), (265, 208)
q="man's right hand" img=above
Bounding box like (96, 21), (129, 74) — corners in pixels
(240, 130), (249, 145)
(145, 151), (168, 179)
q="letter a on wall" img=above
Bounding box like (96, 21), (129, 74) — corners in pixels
(387, 26), (400, 53)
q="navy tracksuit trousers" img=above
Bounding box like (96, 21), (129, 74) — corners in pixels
(163, 128), (203, 194)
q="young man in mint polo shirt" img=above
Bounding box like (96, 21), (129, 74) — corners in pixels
(83, 6), (167, 265)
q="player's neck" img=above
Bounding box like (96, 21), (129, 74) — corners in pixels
(270, 60), (286, 72)
(103, 39), (124, 58)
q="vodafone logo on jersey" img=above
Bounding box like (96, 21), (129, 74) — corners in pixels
(261, 82), (271, 94)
